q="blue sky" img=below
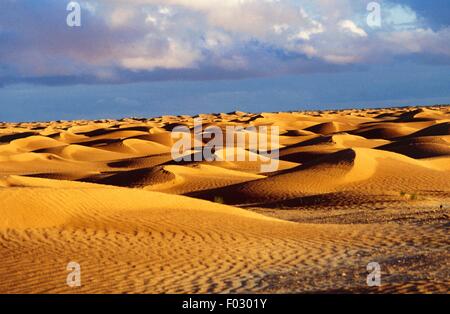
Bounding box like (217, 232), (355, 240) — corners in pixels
(1, 0), (449, 122)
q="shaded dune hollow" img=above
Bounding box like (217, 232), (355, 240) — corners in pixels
(0, 106), (449, 294)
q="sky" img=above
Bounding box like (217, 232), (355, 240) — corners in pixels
(0, 0), (449, 122)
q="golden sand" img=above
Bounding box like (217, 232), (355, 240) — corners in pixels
(0, 106), (449, 293)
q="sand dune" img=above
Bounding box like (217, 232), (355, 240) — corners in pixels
(305, 121), (353, 135)
(0, 105), (449, 294)
(376, 137), (450, 158)
(407, 122), (450, 138)
(192, 147), (450, 205)
(146, 164), (266, 194)
(0, 176), (277, 230)
(350, 124), (417, 139)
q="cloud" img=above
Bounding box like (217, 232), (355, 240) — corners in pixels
(0, 0), (449, 85)
(338, 20), (368, 37)
(109, 7), (136, 28)
(384, 3), (418, 29)
(120, 39), (201, 70)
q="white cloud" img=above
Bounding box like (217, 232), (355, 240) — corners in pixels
(323, 54), (362, 64)
(292, 21), (325, 41)
(2, 0), (450, 82)
(98, 0), (449, 72)
(120, 39), (201, 70)
(80, 1), (97, 15)
(273, 24), (289, 35)
(109, 7), (136, 28)
(338, 20), (368, 37)
(384, 3), (419, 29)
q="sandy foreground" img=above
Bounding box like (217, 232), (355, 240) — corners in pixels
(0, 106), (449, 294)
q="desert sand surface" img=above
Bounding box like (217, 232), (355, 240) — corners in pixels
(0, 105), (449, 294)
